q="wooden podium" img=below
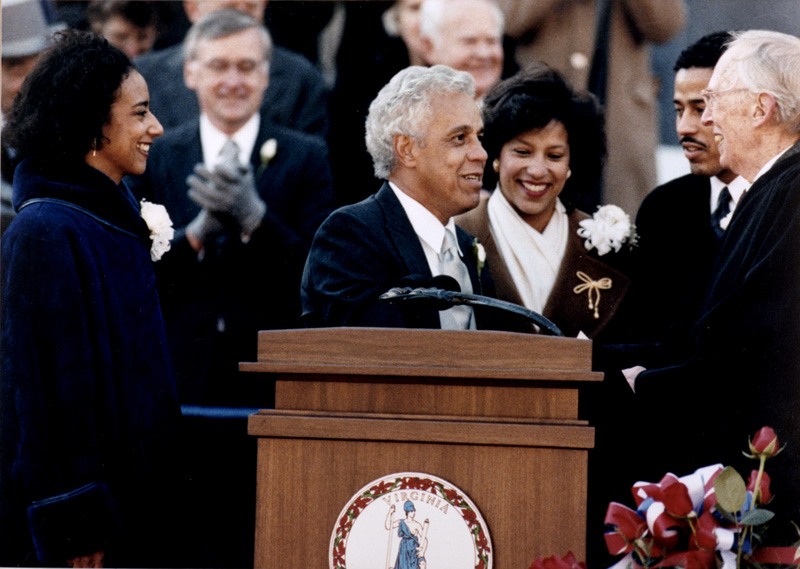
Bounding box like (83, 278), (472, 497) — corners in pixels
(244, 328), (600, 569)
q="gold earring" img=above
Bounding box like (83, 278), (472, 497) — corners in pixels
(492, 159), (500, 173)
(91, 139), (97, 157)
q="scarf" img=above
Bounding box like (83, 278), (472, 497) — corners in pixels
(487, 188), (569, 313)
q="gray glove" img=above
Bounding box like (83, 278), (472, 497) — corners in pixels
(185, 208), (224, 245)
(186, 148), (266, 236)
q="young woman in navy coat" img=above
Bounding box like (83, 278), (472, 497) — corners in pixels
(1, 31), (204, 567)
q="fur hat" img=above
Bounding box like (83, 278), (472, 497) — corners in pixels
(2, 0), (62, 58)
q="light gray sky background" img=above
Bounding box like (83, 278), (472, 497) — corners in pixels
(654, 0), (800, 144)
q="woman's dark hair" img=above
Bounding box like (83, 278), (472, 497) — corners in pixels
(3, 29), (133, 166)
(481, 62), (606, 210)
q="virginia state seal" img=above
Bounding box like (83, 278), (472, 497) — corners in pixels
(330, 472), (493, 569)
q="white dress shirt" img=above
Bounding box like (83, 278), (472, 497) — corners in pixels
(389, 182), (464, 276)
(709, 174), (749, 231)
(752, 145), (794, 184)
(389, 182), (476, 329)
(199, 113), (260, 168)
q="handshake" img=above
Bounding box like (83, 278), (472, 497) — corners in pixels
(186, 141), (267, 245)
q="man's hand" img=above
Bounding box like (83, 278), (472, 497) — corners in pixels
(185, 208), (224, 252)
(187, 158), (266, 236)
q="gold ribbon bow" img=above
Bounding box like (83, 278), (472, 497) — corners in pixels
(573, 271), (612, 319)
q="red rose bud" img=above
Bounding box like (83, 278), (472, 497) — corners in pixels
(747, 469), (773, 504)
(749, 426), (781, 458)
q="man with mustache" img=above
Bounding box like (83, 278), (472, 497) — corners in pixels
(630, 31), (749, 342)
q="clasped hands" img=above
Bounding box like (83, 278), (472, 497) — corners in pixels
(185, 143), (266, 246)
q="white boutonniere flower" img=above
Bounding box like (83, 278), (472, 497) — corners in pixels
(472, 237), (486, 277)
(140, 199), (174, 262)
(577, 204), (636, 256)
(258, 138), (278, 175)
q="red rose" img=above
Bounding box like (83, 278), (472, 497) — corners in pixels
(749, 426), (781, 458)
(747, 469), (773, 504)
(528, 551), (587, 569)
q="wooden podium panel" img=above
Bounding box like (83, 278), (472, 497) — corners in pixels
(244, 329), (600, 569)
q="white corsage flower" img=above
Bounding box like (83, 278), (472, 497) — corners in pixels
(577, 204), (635, 256)
(258, 138), (278, 175)
(140, 199), (174, 262)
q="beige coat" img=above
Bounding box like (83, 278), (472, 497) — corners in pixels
(494, 0), (687, 215)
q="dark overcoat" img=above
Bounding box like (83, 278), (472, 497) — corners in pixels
(630, 173), (719, 342)
(0, 159), (199, 567)
(633, 144), (800, 532)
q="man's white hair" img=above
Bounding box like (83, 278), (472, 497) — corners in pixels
(419, 0), (504, 45)
(365, 65), (475, 179)
(720, 29), (800, 133)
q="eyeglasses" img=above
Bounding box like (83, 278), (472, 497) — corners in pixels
(196, 58), (268, 77)
(700, 87), (752, 107)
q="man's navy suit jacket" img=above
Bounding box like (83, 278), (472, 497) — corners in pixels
(127, 118), (334, 405)
(301, 183), (503, 330)
(630, 173), (718, 341)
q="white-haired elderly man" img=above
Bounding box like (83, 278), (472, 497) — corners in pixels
(419, 0), (504, 100)
(616, 30), (800, 536)
(301, 65), (505, 330)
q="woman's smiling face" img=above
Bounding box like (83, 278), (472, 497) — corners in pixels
(88, 70), (163, 183)
(497, 119), (571, 233)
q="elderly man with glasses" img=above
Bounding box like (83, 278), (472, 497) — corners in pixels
(606, 29), (800, 546)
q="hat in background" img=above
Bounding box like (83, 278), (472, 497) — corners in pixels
(2, 0), (62, 58)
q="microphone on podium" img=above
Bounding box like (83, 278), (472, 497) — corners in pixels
(379, 275), (563, 336)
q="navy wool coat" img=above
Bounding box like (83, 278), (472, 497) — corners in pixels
(0, 158), (200, 567)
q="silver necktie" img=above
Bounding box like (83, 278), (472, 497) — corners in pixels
(439, 228), (475, 330)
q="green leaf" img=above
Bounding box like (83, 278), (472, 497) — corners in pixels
(715, 466), (748, 513)
(740, 508), (775, 526)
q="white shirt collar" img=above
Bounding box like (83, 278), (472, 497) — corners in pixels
(388, 181), (461, 256)
(199, 113), (260, 168)
(752, 145), (794, 184)
(709, 174), (749, 212)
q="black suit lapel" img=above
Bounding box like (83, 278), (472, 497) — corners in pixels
(375, 183), (445, 329)
(248, 119), (277, 180)
(375, 183), (433, 278)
